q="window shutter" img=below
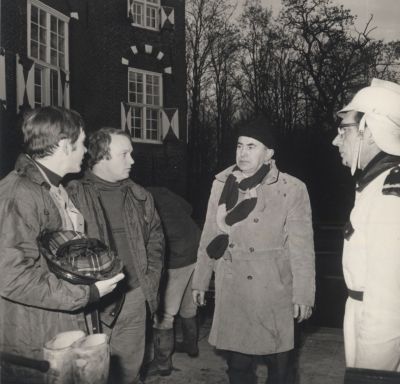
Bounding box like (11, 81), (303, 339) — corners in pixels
(162, 108), (179, 139)
(161, 109), (169, 138)
(0, 50), (6, 109)
(127, 0), (133, 21)
(121, 102), (132, 135)
(160, 6), (174, 29)
(16, 54), (35, 112)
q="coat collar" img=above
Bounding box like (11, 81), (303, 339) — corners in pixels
(215, 160), (279, 185)
(14, 154), (50, 188)
(356, 152), (400, 191)
(81, 170), (147, 201)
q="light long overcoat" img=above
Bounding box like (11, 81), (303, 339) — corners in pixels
(192, 161), (315, 355)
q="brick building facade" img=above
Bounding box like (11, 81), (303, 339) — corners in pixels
(0, 0), (188, 195)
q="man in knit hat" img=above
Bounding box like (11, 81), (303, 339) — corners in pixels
(333, 78), (400, 371)
(192, 116), (315, 384)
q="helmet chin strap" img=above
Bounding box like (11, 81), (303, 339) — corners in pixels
(350, 115), (367, 175)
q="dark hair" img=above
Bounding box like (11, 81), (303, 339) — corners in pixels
(87, 127), (131, 169)
(22, 106), (85, 159)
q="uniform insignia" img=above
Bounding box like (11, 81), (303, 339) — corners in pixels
(382, 165), (400, 197)
(343, 221), (354, 241)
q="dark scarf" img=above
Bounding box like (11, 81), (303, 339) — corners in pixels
(206, 163), (270, 260)
(356, 152), (400, 191)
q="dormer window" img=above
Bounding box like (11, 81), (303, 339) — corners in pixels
(128, 0), (160, 31)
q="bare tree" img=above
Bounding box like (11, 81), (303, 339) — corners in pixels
(186, 0), (234, 170)
(279, 0), (399, 130)
(208, 19), (240, 167)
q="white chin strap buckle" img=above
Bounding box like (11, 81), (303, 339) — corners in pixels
(351, 115), (366, 175)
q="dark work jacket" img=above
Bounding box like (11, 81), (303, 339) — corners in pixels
(148, 187), (201, 269)
(67, 172), (165, 323)
(0, 155), (90, 383)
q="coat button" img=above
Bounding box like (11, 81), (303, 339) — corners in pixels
(247, 275), (253, 280)
(254, 218), (259, 223)
(249, 247), (254, 252)
(229, 243), (235, 248)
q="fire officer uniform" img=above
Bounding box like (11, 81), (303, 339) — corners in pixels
(338, 79), (400, 371)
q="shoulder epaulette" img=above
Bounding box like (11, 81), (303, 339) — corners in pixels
(382, 165), (400, 196)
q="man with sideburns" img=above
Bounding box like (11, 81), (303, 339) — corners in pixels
(0, 107), (124, 384)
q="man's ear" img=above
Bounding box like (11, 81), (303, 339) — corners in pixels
(58, 138), (70, 155)
(364, 127), (375, 145)
(265, 148), (274, 162)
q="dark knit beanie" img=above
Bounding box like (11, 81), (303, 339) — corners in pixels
(237, 115), (276, 149)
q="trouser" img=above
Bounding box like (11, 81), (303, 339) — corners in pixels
(153, 264), (197, 330)
(344, 297), (400, 371)
(226, 350), (294, 384)
(103, 287), (146, 384)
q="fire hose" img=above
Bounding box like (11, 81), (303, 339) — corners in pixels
(0, 351), (50, 373)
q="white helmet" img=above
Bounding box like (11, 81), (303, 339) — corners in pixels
(338, 78), (400, 156)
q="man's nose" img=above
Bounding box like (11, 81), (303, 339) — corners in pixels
(238, 148), (247, 157)
(332, 134), (341, 147)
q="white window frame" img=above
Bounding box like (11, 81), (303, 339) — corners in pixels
(129, 0), (160, 31)
(27, 0), (70, 108)
(128, 67), (163, 144)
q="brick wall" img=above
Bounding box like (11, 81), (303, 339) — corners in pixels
(1, 0), (188, 197)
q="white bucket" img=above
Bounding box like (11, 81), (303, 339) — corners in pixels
(72, 333), (110, 384)
(43, 330), (86, 384)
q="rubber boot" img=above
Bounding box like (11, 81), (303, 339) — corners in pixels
(175, 316), (199, 357)
(145, 328), (174, 377)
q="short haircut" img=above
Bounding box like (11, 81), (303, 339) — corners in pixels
(22, 106), (85, 159)
(87, 127), (131, 169)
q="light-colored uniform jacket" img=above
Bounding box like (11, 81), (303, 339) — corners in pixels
(343, 155), (400, 370)
(192, 161), (315, 355)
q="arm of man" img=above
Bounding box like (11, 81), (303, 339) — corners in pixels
(145, 193), (165, 290)
(286, 181), (315, 321)
(0, 196), (93, 311)
(356, 192), (400, 369)
(192, 180), (221, 303)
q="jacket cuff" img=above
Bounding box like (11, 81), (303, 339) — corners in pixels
(88, 284), (100, 304)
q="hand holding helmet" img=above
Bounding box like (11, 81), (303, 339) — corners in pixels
(95, 273), (125, 298)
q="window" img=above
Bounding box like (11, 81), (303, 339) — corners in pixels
(128, 68), (163, 142)
(28, 0), (69, 107)
(129, 0), (160, 30)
